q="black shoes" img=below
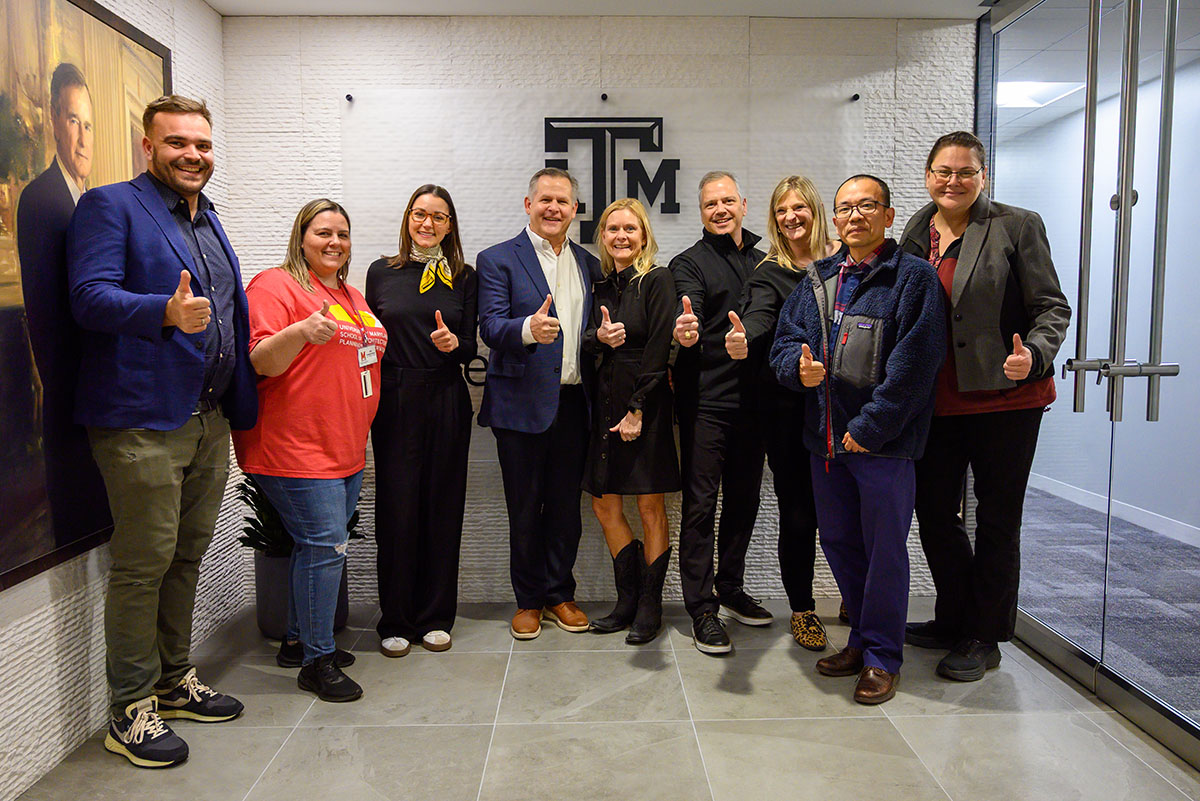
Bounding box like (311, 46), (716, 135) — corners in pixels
(298, 652), (364, 702)
(936, 639), (1001, 682)
(627, 546), (671, 645)
(719, 589), (773, 626)
(692, 611), (732, 654)
(276, 639), (356, 669)
(154, 668), (243, 723)
(905, 619), (958, 650)
(591, 540), (642, 634)
(104, 697), (189, 768)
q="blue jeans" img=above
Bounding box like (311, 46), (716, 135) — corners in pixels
(249, 471), (363, 664)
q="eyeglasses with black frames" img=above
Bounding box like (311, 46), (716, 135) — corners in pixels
(832, 200), (886, 220)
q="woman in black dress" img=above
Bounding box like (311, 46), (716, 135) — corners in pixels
(366, 184), (477, 657)
(583, 198), (679, 644)
(725, 174), (840, 651)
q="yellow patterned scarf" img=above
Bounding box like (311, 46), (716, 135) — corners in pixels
(412, 244), (453, 293)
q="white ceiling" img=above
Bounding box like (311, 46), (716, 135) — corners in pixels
(207, 0), (991, 19)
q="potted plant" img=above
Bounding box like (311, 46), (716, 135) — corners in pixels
(236, 476), (359, 640)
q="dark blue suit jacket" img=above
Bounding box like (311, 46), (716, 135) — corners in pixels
(477, 229), (600, 434)
(66, 172), (257, 431)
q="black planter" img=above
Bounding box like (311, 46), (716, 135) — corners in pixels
(253, 551), (350, 641)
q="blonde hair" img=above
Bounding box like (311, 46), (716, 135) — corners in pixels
(594, 198), (659, 278)
(279, 199), (351, 292)
(761, 175), (833, 272)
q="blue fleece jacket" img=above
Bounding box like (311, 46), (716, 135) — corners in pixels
(769, 239), (945, 461)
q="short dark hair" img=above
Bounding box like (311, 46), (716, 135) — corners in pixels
(528, 167), (578, 202)
(926, 131), (987, 171)
(50, 63), (88, 116)
(142, 94), (213, 135)
(836, 174), (891, 208)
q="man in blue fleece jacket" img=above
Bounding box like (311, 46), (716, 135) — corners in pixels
(770, 175), (945, 704)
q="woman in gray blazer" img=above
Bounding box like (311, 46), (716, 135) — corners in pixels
(899, 131), (1070, 683)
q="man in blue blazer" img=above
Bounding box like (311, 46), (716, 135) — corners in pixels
(67, 95), (256, 769)
(478, 168), (601, 640)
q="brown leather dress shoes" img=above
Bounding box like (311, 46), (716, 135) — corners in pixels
(511, 608), (542, 640)
(816, 646), (864, 677)
(854, 666), (898, 704)
(543, 601), (589, 632)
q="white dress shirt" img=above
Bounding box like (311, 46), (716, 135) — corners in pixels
(521, 225), (584, 385)
(57, 157), (84, 205)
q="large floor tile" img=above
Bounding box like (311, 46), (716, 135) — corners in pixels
(497, 650), (688, 724)
(18, 725), (290, 801)
(244, 725), (492, 801)
(1083, 712), (1200, 801)
(479, 722), (709, 801)
(674, 639), (881, 720)
(1000, 640), (1111, 713)
(697, 717), (947, 801)
(299, 651), (509, 727)
(892, 711), (1192, 801)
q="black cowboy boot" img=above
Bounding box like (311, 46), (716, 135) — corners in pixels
(627, 546), (671, 645)
(590, 540), (642, 633)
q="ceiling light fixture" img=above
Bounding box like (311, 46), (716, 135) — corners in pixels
(997, 81), (1085, 108)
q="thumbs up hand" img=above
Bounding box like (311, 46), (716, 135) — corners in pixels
(300, 299), (338, 345)
(596, 305), (626, 348)
(798, 342), (826, 388)
(1003, 333), (1033, 381)
(163, 270), (212, 333)
(674, 295), (700, 346)
(725, 310), (748, 360)
(530, 294), (560, 345)
(430, 309), (459, 352)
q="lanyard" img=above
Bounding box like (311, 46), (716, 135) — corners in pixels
(312, 273), (367, 345)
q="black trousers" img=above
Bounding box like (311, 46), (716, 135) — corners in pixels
(760, 392), (819, 613)
(677, 405), (766, 618)
(373, 371), (472, 641)
(493, 385), (589, 610)
(914, 406), (1045, 643)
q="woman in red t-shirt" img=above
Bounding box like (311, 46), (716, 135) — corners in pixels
(233, 199), (386, 703)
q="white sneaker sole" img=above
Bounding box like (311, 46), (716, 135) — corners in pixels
(692, 635), (732, 655)
(720, 605), (773, 627)
(510, 624), (541, 640)
(103, 732), (186, 769)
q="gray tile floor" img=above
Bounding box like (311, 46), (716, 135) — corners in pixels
(19, 597), (1200, 801)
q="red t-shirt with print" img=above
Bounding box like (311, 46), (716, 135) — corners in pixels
(233, 268), (387, 478)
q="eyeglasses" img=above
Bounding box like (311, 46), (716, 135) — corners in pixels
(410, 209), (452, 226)
(832, 200), (886, 220)
(929, 167), (982, 182)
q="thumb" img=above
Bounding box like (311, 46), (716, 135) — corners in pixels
(681, 295), (693, 315)
(601, 305), (611, 325)
(176, 270), (192, 296)
(435, 309), (446, 330)
(318, 299), (331, 317)
(728, 310), (745, 333)
(1012, 333), (1025, 355)
(538, 294), (553, 315)
(801, 343), (813, 363)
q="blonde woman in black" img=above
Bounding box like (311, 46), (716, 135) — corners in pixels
(583, 198), (679, 644)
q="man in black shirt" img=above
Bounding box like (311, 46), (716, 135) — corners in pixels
(671, 171), (771, 654)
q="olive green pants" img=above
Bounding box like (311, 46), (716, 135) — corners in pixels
(89, 410), (231, 716)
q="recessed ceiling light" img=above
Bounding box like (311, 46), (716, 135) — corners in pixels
(997, 81), (1085, 108)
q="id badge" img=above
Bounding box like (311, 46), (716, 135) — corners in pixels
(360, 369), (373, 399)
(357, 345), (378, 367)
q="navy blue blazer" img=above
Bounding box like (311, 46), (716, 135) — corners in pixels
(477, 229), (601, 434)
(66, 172), (257, 431)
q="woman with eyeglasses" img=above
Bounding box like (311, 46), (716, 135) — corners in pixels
(725, 175), (841, 652)
(366, 184), (477, 658)
(899, 131), (1070, 682)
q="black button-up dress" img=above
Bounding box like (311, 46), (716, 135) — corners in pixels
(581, 265), (680, 496)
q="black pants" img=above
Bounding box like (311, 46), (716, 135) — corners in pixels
(493, 385), (589, 610)
(677, 406), (766, 618)
(373, 371), (472, 640)
(760, 391), (819, 613)
(914, 406), (1044, 643)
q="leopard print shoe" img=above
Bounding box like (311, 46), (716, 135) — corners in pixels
(790, 610), (828, 652)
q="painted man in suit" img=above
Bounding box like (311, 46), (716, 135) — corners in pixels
(477, 167), (602, 640)
(16, 62), (110, 545)
(67, 95), (257, 768)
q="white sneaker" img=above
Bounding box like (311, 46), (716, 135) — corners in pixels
(421, 630), (452, 652)
(380, 636), (410, 657)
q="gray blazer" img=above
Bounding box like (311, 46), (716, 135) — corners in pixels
(900, 194), (1071, 393)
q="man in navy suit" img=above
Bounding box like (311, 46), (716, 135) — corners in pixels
(478, 168), (601, 640)
(16, 62), (110, 545)
(67, 95), (257, 768)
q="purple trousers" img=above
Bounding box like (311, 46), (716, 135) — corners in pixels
(810, 453), (915, 674)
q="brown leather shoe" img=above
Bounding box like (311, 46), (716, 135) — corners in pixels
(511, 608), (542, 640)
(816, 646), (864, 677)
(854, 666), (898, 704)
(543, 601), (589, 632)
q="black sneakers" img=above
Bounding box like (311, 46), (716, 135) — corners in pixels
(104, 697), (189, 769)
(298, 652), (363, 702)
(718, 589), (773, 626)
(276, 640), (356, 669)
(905, 619), (958, 650)
(154, 668), (244, 722)
(692, 611), (732, 655)
(936, 639), (1002, 682)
